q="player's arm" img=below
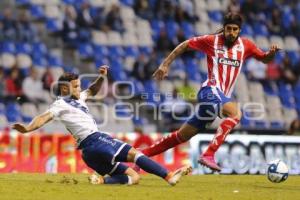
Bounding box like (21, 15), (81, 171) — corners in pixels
(259, 44), (281, 64)
(86, 65), (108, 96)
(12, 111), (53, 133)
(153, 40), (189, 80)
(247, 39), (281, 64)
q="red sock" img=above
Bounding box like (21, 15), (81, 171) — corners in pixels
(142, 131), (185, 157)
(203, 117), (240, 157)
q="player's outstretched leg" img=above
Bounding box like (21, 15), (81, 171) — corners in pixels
(127, 148), (192, 186)
(199, 102), (241, 172)
(141, 130), (185, 157)
(141, 124), (199, 157)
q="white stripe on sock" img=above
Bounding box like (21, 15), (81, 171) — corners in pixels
(134, 152), (144, 163)
(127, 176), (133, 185)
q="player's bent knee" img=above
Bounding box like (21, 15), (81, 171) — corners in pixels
(235, 110), (242, 120)
(226, 109), (242, 120)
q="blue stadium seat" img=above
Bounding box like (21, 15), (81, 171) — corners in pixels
(124, 46), (139, 58)
(282, 8), (294, 29)
(208, 11), (223, 22)
(287, 51), (300, 66)
(151, 19), (165, 40)
(200, 71), (208, 81)
(172, 58), (185, 71)
(15, 0), (30, 7)
(274, 51), (285, 64)
(78, 42), (94, 60)
(166, 20), (179, 40)
(5, 103), (21, 123)
(296, 10), (300, 23)
(241, 23), (254, 36)
(129, 79), (145, 96)
(253, 23), (269, 36)
(22, 115), (33, 123)
(80, 78), (91, 89)
(293, 83), (300, 111)
(144, 80), (158, 94)
(115, 103), (132, 118)
(185, 59), (201, 81)
(94, 57), (110, 69)
(16, 42), (32, 54)
(93, 45), (109, 59)
(132, 116), (147, 126)
(148, 0), (157, 9)
(195, 52), (205, 60)
(139, 46), (152, 55)
(262, 81), (278, 96)
(0, 41), (16, 54)
(32, 42), (48, 57)
(48, 54), (63, 67)
(79, 29), (91, 42)
(63, 0), (76, 4)
(278, 81), (296, 108)
(30, 5), (45, 20)
(120, 0), (134, 6)
(108, 46), (124, 58)
(46, 19), (62, 34)
(240, 114), (251, 128)
(254, 120), (268, 129)
(181, 22), (195, 39)
(110, 59), (127, 81)
(270, 121), (284, 129)
(32, 56), (48, 66)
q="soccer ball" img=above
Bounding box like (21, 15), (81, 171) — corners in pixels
(267, 159), (289, 183)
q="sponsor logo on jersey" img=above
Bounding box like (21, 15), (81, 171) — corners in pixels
(218, 57), (240, 67)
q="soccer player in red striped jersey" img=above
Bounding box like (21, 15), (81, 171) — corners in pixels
(141, 13), (280, 171)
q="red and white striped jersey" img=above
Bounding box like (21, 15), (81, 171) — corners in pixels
(188, 34), (267, 97)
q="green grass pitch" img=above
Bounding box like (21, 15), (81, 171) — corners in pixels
(1, 174), (300, 200)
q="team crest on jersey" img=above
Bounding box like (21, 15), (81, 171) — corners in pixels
(235, 44), (243, 51)
(218, 57), (240, 67)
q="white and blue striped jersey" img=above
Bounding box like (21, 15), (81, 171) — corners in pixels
(47, 90), (99, 145)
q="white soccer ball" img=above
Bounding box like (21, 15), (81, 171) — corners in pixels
(267, 159), (289, 183)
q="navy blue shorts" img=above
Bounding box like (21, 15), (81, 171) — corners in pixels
(186, 86), (232, 130)
(79, 132), (132, 176)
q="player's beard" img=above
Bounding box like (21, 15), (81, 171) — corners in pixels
(224, 34), (238, 47)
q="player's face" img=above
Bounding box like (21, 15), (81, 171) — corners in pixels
(70, 79), (81, 99)
(224, 24), (240, 45)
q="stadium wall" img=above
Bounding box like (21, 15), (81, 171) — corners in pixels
(1, 131), (300, 174)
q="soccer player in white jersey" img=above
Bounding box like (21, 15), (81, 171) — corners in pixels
(140, 13), (281, 171)
(12, 66), (192, 185)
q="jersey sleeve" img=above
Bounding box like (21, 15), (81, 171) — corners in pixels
(243, 38), (267, 60)
(188, 35), (213, 53)
(80, 90), (89, 101)
(47, 100), (64, 118)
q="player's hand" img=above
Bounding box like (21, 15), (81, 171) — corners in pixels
(12, 123), (28, 133)
(99, 65), (109, 76)
(268, 44), (281, 56)
(153, 64), (169, 80)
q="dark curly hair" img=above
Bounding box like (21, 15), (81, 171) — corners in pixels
(57, 72), (79, 95)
